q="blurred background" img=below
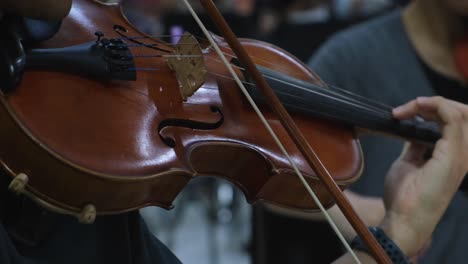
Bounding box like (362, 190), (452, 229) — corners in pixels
(101, 0), (400, 263)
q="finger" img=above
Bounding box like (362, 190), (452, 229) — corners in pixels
(462, 120), (468, 170)
(394, 97), (464, 125)
(426, 124), (464, 182)
(400, 142), (429, 165)
(395, 96), (466, 173)
(393, 97), (441, 122)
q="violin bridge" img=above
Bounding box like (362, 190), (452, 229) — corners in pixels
(167, 32), (207, 101)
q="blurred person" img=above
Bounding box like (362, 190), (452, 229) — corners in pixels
(334, 0), (393, 20)
(232, 0), (255, 16)
(122, 0), (166, 37)
(258, 0), (394, 62)
(161, 0), (258, 41)
(255, 0), (337, 63)
(305, 0), (468, 263)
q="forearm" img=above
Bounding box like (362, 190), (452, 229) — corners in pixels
(329, 191), (385, 240)
(265, 190), (385, 241)
(0, 0), (72, 20)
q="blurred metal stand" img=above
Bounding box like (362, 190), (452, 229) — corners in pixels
(141, 177), (250, 264)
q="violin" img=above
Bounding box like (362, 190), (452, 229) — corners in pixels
(0, 0), (440, 262)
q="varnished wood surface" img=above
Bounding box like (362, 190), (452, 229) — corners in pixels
(0, 0), (362, 215)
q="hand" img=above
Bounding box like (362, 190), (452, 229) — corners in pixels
(380, 96), (468, 257)
(263, 190), (385, 242)
(0, 0), (72, 20)
(328, 191), (385, 241)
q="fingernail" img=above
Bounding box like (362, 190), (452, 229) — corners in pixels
(393, 107), (402, 115)
(417, 96), (429, 103)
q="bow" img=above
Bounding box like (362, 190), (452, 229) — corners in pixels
(182, 0), (392, 263)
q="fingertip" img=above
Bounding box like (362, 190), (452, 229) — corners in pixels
(392, 107), (403, 117)
(393, 97), (434, 119)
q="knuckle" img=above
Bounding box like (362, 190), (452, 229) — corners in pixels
(451, 111), (463, 123)
(425, 96), (442, 106)
(462, 110), (468, 122)
(453, 111), (465, 124)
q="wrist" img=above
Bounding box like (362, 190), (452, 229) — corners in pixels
(351, 226), (411, 264)
(379, 212), (420, 258)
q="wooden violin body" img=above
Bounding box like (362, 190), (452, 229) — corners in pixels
(0, 0), (362, 222)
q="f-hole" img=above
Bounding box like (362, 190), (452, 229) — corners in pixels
(158, 106), (224, 148)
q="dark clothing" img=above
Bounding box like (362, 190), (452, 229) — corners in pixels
(251, 206), (342, 264)
(0, 13), (181, 264)
(309, 9), (468, 264)
(0, 172), (181, 264)
(421, 59), (468, 103)
(419, 58), (468, 191)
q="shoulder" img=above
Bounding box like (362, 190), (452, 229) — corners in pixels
(312, 10), (405, 60)
(329, 10), (403, 47)
(308, 10), (406, 83)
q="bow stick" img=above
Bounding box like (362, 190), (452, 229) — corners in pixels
(182, 0), (393, 263)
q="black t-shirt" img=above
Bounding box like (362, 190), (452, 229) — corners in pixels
(420, 61), (468, 191)
(0, 171), (181, 264)
(421, 64), (468, 104)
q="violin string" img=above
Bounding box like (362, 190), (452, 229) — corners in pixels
(126, 37), (366, 99)
(120, 35), (382, 100)
(262, 75), (393, 119)
(124, 67), (392, 128)
(207, 71), (385, 121)
(122, 36), (396, 113)
(128, 61), (392, 121)
(122, 34), (188, 40)
(327, 84), (393, 111)
(131, 55), (202, 58)
(256, 90), (392, 126)
(201, 52), (393, 117)
(127, 54), (392, 122)
(121, 30), (394, 117)
(127, 43), (207, 48)
(180, 0), (361, 263)
(205, 69), (392, 120)
(117, 70), (390, 141)
(148, 60), (391, 119)
(126, 44), (393, 117)
(123, 35), (328, 80)
(123, 33), (307, 76)
(127, 67), (159, 71)
(199, 45), (394, 114)
(127, 38), (319, 81)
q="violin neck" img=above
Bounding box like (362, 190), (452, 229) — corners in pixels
(247, 65), (441, 144)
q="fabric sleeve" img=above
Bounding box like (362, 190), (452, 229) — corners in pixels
(308, 32), (360, 91)
(305, 28), (403, 197)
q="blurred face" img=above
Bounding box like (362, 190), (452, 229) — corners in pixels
(233, 0), (254, 16)
(441, 0), (468, 16)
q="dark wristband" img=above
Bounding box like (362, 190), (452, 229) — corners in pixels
(350, 226), (411, 264)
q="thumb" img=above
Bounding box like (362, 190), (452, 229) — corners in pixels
(400, 143), (429, 165)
